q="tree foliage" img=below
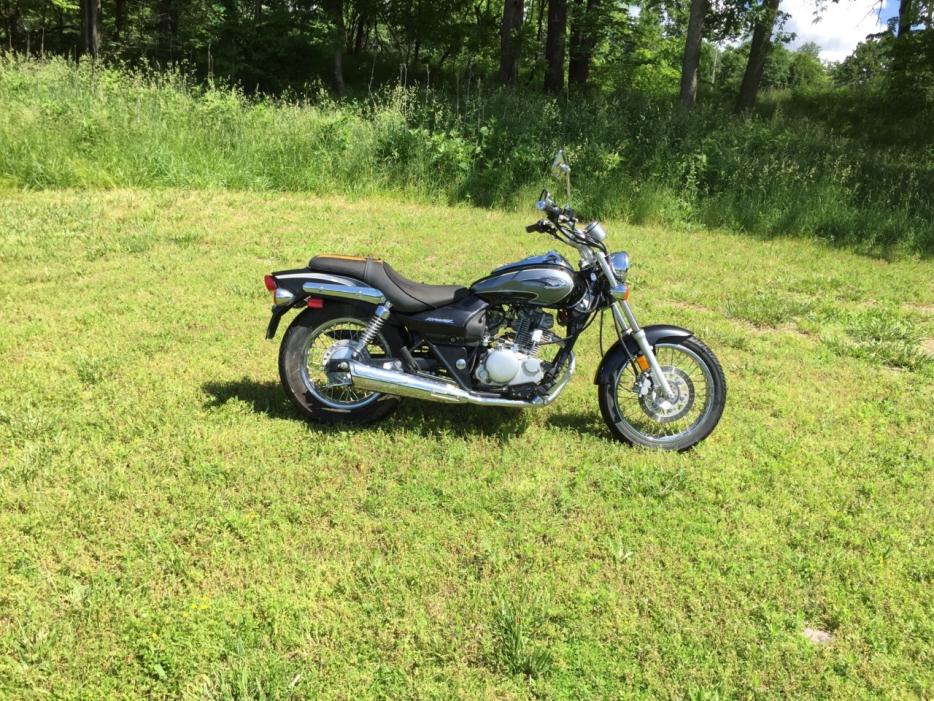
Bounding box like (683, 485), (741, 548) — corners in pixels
(0, 0), (930, 111)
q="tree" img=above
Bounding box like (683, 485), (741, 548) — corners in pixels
(788, 42), (828, 89)
(898, 0), (914, 37)
(79, 0), (101, 57)
(498, 0), (524, 85)
(155, 0), (178, 63)
(679, 0), (707, 106)
(568, 0), (601, 87)
(328, 0), (347, 96)
(735, 0), (780, 113)
(544, 0), (567, 93)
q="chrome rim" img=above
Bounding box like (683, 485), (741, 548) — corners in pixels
(613, 343), (715, 446)
(300, 317), (390, 410)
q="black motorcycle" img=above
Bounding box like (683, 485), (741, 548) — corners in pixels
(263, 151), (725, 450)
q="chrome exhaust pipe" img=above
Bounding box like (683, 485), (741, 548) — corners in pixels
(348, 355), (575, 407)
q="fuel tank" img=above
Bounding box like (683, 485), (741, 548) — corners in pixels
(471, 251), (582, 307)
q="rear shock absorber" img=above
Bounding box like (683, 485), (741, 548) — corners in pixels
(354, 302), (392, 353)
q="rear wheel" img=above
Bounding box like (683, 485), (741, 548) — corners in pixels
(279, 304), (402, 425)
(598, 337), (726, 451)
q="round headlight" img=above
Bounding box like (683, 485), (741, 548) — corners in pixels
(609, 251), (630, 281)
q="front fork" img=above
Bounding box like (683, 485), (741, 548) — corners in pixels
(609, 300), (675, 400)
(590, 250), (675, 399)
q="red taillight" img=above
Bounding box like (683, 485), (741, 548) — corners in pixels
(263, 275), (277, 292)
(307, 297), (324, 309)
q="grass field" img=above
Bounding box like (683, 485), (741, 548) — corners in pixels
(0, 189), (932, 700)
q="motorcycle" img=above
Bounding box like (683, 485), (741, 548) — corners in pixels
(263, 150), (726, 450)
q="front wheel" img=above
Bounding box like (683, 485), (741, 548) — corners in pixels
(598, 337), (726, 451)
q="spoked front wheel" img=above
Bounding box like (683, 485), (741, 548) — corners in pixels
(598, 337), (726, 451)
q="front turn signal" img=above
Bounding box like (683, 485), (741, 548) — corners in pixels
(610, 284), (629, 301)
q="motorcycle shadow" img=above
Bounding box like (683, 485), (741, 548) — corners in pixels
(545, 412), (608, 440)
(201, 377), (530, 439)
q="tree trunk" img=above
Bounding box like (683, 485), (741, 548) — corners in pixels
(156, 0), (177, 63)
(353, 14), (365, 54)
(498, 0), (524, 85)
(568, 0), (600, 87)
(679, 0), (706, 107)
(734, 0), (779, 114)
(897, 0), (913, 36)
(114, 0), (126, 43)
(79, 0), (101, 57)
(544, 0), (567, 93)
(331, 0), (346, 96)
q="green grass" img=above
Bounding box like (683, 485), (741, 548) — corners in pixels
(0, 189), (932, 699)
(2, 55), (932, 255)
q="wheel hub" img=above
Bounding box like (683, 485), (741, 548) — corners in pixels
(321, 341), (355, 386)
(635, 366), (695, 423)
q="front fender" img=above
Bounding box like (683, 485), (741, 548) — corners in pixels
(593, 324), (694, 385)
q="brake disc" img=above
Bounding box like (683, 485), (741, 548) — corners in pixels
(637, 366), (695, 423)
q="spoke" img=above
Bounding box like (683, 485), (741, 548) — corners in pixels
(301, 318), (392, 409)
(611, 343), (715, 443)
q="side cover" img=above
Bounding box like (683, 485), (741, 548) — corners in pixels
(396, 294), (489, 345)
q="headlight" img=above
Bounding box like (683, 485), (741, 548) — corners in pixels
(609, 251), (630, 281)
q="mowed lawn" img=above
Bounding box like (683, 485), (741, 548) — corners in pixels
(0, 189), (932, 700)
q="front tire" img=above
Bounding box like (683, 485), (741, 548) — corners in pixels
(598, 336), (726, 451)
(279, 304), (403, 425)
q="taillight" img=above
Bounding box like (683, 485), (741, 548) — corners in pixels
(263, 275), (277, 292)
(307, 297), (324, 309)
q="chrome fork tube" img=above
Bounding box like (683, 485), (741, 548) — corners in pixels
(594, 252), (675, 399)
(614, 300), (674, 399)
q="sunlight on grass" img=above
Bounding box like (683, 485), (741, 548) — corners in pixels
(0, 190), (931, 699)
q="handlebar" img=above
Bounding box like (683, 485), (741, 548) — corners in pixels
(536, 199), (563, 218)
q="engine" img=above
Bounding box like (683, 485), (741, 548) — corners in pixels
(475, 308), (557, 387)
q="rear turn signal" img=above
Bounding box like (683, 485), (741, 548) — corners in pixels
(263, 275), (277, 292)
(307, 297), (325, 309)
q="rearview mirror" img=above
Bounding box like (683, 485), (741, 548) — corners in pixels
(550, 149), (571, 209)
(551, 149), (570, 178)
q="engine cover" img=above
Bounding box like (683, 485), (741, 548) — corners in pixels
(475, 347), (545, 387)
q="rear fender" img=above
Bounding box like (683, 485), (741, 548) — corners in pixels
(271, 268), (366, 297)
(593, 324), (694, 385)
(265, 268), (369, 339)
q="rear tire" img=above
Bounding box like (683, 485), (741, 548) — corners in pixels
(278, 304), (403, 425)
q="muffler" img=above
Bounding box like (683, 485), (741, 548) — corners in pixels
(347, 355), (574, 408)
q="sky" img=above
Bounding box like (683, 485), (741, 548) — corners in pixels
(781, 0), (897, 62)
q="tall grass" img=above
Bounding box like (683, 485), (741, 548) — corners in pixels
(1, 54), (931, 255)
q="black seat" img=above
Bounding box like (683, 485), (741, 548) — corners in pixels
(308, 255), (468, 314)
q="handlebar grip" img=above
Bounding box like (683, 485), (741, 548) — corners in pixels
(525, 223), (540, 233)
(536, 199), (562, 217)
